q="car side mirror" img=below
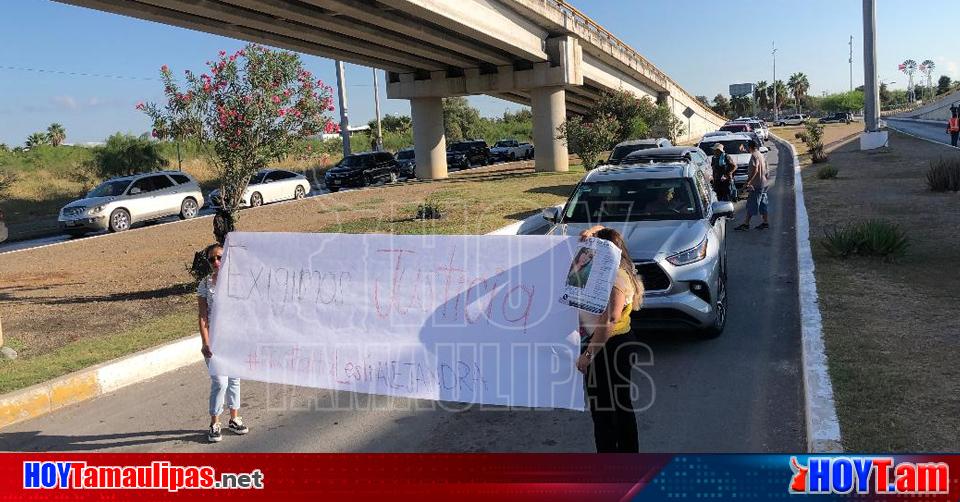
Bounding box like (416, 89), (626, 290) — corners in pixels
(129, 187), (142, 195)
(541, 206), (560, 223)
(710, 201), (735, 224)
(760, 146), (770, 154)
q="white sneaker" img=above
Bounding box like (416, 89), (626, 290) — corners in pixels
(208, 422), (223, 443)
(228, 417), (249, 435)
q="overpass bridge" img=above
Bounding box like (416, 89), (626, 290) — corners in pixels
(56, 0), (726, 179)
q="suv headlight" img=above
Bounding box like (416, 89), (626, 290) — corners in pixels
(666, 237), (708, 266)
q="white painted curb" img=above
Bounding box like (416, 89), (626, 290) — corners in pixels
(770, 133), (843, 453)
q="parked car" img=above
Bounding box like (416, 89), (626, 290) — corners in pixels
(209, 169), (311, 209)
(324, 151), (400, 192)
(776, 114), (808, 126)
(396, 148), (416, 179)
(542, 162), (734, 337)
(446, 140), (492, 169)
(697, 133), (768, 189)
(606, 138), (672, 165)
(719, 122), (752, 134)
(819, 112), (853, 124)
(58, 171), (204, 235)
(744, 120), (769, 141)
(702, 130), (733, 139)
(490, 139), (534, 162)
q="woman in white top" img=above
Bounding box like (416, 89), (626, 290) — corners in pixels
(576, 225), (645, 452)
(198, 243), (249, 443)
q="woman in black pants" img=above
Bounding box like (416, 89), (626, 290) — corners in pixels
(576, 225), (645, 452)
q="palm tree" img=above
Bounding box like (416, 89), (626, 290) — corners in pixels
(787, 72), (811, 114)
(711, 94), (730, 117)
(47, 123), (66, 147)
(731, 95), (752, 117)
(755, 81), (769, 112)
(25, 132), (50, 149)
(773, 80), (788, 115)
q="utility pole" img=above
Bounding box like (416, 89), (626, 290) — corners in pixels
(772, 42), (778, 122)
(372, 68), (383, 152)
(849, 35), (854, 92)
(335, 60), (351, 157)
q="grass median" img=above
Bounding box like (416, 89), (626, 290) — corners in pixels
(787, 125), (960, 450)
(0, 161), (585, 395)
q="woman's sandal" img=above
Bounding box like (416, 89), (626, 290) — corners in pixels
(734, 223), (750, 231)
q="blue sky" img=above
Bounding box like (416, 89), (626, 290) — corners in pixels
(1, 0), (956, 145)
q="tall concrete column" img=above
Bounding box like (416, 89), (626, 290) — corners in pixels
(410, 97), (448, 180)
(531, 86), (568, 173)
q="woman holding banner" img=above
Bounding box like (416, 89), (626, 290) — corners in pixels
(198, 243), (250, 443)
(575, 226), (644, 452)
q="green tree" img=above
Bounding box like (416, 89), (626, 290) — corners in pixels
(442, 97), (483, 141)
(502, 108), (533, 123)
(369, 114), (411, 134)
(25, 132), (50, 149)
(88, 133), (169, 178)
(557, 114), (619, 170)
(711, 94), (730, 117)
(47, 123), (66, 147)
(695, 95), (711, 108)
(773, 80), (788, 114)
(731, 95), (752, 117)
(142, 44), (336, 243)
(755, 81), (769, 111)
(646, 104), (685, 142)
(0, 168), (16, 196)
(592, 89), (654, 143)
(937, 75), (952, 95)
(787, 72), (811, 113)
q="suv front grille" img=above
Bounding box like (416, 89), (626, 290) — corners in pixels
(635, 262), (670, 292)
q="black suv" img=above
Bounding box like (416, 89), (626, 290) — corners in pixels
(324, 151), (400, 192)
(446, 140), (492, 170)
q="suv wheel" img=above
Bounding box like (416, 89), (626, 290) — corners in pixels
(294, 185), (306, 199)
(698, 272), (727, 338)
(179, 197), (199, 220)
(109, 208), (130, 233)
(250, 192), (263, 207)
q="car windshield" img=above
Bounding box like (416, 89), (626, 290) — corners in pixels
(609, 144), (655, 161)
(562, 178), (701, 223)
(396, 150), (414, 160)
(698, 139), (750, 155)
(338, 155), (370, 168)
(721, 124), (748, 131)
(448, 143), (471, 152)
(494, 141), (513, 148)
(87, 179), (132, 198)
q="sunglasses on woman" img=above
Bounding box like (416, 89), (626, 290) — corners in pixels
(208, 255), (222, 263)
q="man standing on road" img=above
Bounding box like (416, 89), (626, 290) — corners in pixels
(947, 106), (959, 147)
(734, 141), (769, 231)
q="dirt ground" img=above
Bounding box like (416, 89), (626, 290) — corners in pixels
(0, 161), (583, 364)
(798, 130), (960, 451)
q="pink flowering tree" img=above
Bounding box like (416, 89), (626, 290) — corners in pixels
(140, 44), (337, 243)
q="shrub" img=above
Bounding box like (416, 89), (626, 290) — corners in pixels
(820, 219), (909, 261)
(816, 165), (838, 180)
(925, 157), (960, 192)
(415, 198), (443, 220)
(795, 121), (828, 163)
(557, 114), (619, 170)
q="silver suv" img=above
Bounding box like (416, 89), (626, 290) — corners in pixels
(542, 161), (734, 337)
(59, 171), (204, 235)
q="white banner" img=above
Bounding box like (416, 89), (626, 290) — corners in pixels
(208, 232), (585, 410)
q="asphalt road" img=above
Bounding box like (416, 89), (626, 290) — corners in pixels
(0, 146), (804, 452)
(886, 117), (958, 147)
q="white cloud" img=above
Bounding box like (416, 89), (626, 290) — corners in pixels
(51, 95), (78, 111)
(934, 56), (959, 79)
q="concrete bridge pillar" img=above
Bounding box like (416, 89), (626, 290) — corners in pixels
(410, 97), (448, 180)
(531, 85), (568, 172)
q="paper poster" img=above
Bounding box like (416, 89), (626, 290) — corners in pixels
(208, 232), (585, 410)
(558, 237), (622, 315)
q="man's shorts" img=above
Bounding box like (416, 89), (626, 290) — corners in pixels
(746, 188), (769, 217)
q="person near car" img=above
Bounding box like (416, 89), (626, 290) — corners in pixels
(710, 143), (737, 201)
(947, 107), (959, 147)
(735, 141), (770, 231)
(575, 225), (645, 453)
(197, 243), (250, 443)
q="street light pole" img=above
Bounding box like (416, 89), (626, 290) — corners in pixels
(772, 42), (778, 122)
(849, 35), (854, 92)
(372, 68), (383, 152)
(335, 60), (351, 157)
(860, 0), (887, 149)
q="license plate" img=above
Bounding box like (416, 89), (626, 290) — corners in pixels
(66, 221), (81, 227)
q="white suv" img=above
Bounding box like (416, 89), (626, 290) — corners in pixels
(776, 114), (808, 126)
(59, 171), (204, 235)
